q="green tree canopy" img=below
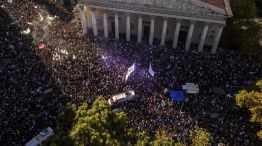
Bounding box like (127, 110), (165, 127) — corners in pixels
(57, 103), (76, 131)
(255, 0), (262, 16)
(46, 97), (189, 145)
(222, 0), (262, 54)
(70, 97), (128, 146)
(190, 126), (212, 146)
(236, 80), (262, 139)
(230, 0), (257, 20)
(150, 131), (185, 146)
(43, 132), (74, 146)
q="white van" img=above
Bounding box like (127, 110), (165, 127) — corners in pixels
(108, 90), (135, 106)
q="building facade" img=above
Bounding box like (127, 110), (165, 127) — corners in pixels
(76, 0), (232, 53)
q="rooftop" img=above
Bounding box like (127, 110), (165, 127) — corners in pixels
(200, 0), (225, 9)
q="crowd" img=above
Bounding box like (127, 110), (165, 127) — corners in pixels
(1, 1), (262, 146)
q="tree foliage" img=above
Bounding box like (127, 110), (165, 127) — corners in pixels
(230, 0), (257, 20)
(150, 131), (184, 146)
(222, 0), (262, 54)
(57, 103), (76, 131)
(236, 80), (262, 139)
(135, 131), (151, 146)
(255, 0), (262, 16)
(70, 97), (128, 146)
(43, 132), (74, 146)
(223, 21), (261, 53)
(46, 97), (191, 145)
(190, 127), (212, 146)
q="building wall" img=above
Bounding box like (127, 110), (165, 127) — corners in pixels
(78, 8), (219, 46)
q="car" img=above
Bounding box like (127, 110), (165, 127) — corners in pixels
(108, 90), (135, 106)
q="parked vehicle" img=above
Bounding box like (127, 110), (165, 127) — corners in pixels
(108, 90), (135, 106)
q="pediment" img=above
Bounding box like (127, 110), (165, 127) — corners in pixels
(111, 0), (227, 15)
(79, 0), (230, 21)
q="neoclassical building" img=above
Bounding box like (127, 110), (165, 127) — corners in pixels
(75, 0), (232, 53)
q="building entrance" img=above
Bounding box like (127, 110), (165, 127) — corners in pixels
(143, 26), (150, 42)
(111, 21), (115, 38)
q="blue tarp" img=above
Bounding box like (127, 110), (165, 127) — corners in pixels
(170, 90), (185, 103)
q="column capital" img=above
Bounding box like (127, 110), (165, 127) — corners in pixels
(218, 24), (226, 28)
(102, 9), (108, 13)
(189, 20), (196, 24)
(163, 17), (168, 21)
(126, 12), (130, 16)
(176, 19), (182, 23)
(211, 23), (225, 27)
(114, 11), (118, 14)
(79, 6), (84, 10)
(91, 7), (96, 11)
(203, 21), (209, 26)
(150, 15), (155, 20)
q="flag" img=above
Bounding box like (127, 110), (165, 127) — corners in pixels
(125, 63), (135, 82)
(148, 62), (155, 77)
(21, 28), (30, 34)
(38, 43), (46, 49)
(101, 55), (107, 60)
(38, 12), (44, 21)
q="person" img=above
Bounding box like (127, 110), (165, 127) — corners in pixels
(1, 0), (262, 146)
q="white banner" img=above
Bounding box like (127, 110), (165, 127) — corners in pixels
(125, 63), (135, 82)
(148, 62), (155, 77)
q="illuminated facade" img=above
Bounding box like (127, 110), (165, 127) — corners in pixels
(76, 0), (232, 53)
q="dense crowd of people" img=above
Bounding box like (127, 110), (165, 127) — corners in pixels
(0, 1), (262, 146)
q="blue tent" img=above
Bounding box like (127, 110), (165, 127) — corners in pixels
(170, 90), (185, 103)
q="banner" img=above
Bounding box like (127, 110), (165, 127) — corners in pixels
(148, 62), (155, 77)
(125, 63), (135, 82)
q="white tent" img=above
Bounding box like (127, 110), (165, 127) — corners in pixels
(182, 83), (199, 94)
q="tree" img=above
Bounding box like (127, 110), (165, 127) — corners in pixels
(57, 103), (76, 131)
(230, 0), (257, 20)
(69, 97), (128, 146)
(236, 80), (262, 139)
(223, 21), (261, 54)
(150, 131), (185, 146)
(135, 131), (151, 146)
(222, 0), (261, 54)
(190, 127), (212, 146)
(47, 97), (187, 145)
(255, 0), (262, 16)
(43, 132), (74, 146)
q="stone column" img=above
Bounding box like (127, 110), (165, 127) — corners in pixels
(160, 17), (168, 46)
(60, 0), (64, 5)
(198, 23), (209, 52)
(126, 13), (131, 41)
(137, 14), (142, 43)
(149, 16), (155, 45)
(173, 19), (181, 48)
(80, 6), (87, 35)
(103, 11), (108, 38)
(211, 25), (224, 53)
(115, 11), (119, 40)
(185, 21), (195, 51)
(91, 8), (98, 36)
